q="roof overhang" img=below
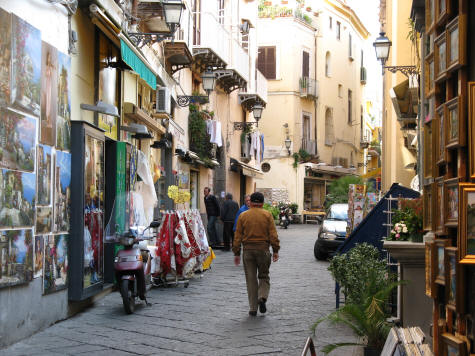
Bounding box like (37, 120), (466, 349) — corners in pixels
(215, 69), (247, 94)
(230, 158), (263, 179)
(192, 48), (227, 73)
(238, 94), (267, 111)
(123, 102), (166, 134)
(304, 162), (358, 177)
(164, 41), (193, 74)
(390, 78), (418, 127)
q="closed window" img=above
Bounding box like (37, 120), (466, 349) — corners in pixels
(302, 51), (309, 78)
(258, 46), (276, 79)
(338, 84), (342, 97)
(329, 16), (332, 29)
(325, 108), (334, 146)
(348, 90), (352, 124)
(349, 33), (352, 58)
(336, 21), (341, 40)
(325, 51), (331, 77)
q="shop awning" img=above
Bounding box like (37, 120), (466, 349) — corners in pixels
(230, 158), (263, 179)
(390, 78), (418, 123)
(304, 163), (357, 176)
(120, 39), (157, 89)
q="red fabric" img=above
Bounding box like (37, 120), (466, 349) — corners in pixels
(156, 213), (173, 275)
(184, 216), (201, 257)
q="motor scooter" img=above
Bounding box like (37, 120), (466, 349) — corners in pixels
(114, 221), (160, 314)
(279, 205), (292, 229)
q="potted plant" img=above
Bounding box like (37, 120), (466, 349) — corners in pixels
(312, 244), (401, 355)
(306, 6), (312, 11)
(385, 198), (423, 242)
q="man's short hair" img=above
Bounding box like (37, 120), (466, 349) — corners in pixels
(204, 187), (210, 192)
(226, 193), (233, 200)
(250, 192), (264, 204)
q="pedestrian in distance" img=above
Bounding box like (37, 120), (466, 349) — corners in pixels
(203, 187), (221, 248)
(233, 194), (251, 232)
(233, 192), (280, 316)
(220, 193), (239, 251)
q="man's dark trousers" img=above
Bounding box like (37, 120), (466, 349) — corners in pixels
(207, 215), (218, 246)
(223, 221), (234, 250)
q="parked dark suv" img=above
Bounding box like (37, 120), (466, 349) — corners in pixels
(313, 203), (348, 260)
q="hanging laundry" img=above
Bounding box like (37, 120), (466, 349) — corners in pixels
(133, 150), (158, 226)
(210, 120), (222, 147)
(260, 134), (265, 162)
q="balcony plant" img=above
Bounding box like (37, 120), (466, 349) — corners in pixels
(385, 198), (423, 242)
(312, 243), (400, 355)
(188, 104), (214, 162)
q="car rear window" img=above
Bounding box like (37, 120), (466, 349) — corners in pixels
(328, 205), (348, 220)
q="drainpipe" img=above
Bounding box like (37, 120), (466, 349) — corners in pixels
(314, 29), (318, 159)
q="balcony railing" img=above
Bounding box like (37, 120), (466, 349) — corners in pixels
(256, 70), (268, 103)
(299, 77), (318, 98)
(301, 138), (317, 156)
(230, 38), (249, 83)
(193, 12), (230, 65)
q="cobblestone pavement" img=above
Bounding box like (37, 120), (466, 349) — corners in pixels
(2, 224), (360, 356)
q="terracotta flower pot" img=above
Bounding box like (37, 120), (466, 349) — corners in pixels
(281, 0), (288, 3)
(306, 7), (312, 11)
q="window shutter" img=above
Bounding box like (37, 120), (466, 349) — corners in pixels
(257, 47), (266, 76)
(302, 51), (309, 78)
(258, 47), (276, 79)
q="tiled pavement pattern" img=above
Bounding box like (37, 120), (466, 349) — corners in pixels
(2, 224), (360, 356)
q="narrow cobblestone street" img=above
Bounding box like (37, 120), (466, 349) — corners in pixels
(2, 225), (359, 356)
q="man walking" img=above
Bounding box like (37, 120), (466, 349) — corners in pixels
(220, 193), (239, 251)
(233, 194), (251, 232)
(203, 187), (220, 248)
(233, 192), (280, 316)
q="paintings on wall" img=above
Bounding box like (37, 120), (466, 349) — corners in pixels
(458, 183), (475, 264)
(56, 52), (70, 151)
(34, 234), (44, 278)
(40, 42), (57, 146)
(11, 14), (41, 117)
(0, 8), (11, 106)
(43, 234), (67, 294)
(36, 144), (52, 206)
(0, 109), (36, 172)
(54, 150), (71, 233)
(0, 169), (36, 228)
(36, 206), (52, 234)
(0, 229), (33, 288)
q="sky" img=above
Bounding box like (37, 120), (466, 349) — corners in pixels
(16, 114), (36, 153)
(56, 150), (71, 191)
(21, 171), (36, 203)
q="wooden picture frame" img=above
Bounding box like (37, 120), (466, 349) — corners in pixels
(445, 177), (460, 227)
(445, 96), (466, 148)
(445, 247), (464, 312)
(434, 239), (449, 285)
(469, 82), (475, 179)
(426, 0), (436, 33)
(434, 31), (447, 82)
(435, 0), (451, 26)
(458, 183), (475, 264)
(435, 177), (446, 235)
(425, 53), (435, 97)
(424, 123), (434, 179)
(423, 184), (433, 231)
(441, 333), (468, 356)
(425, 241), (437, 297)
(447, 15), (467, 72)
(436, 103), (447, 164)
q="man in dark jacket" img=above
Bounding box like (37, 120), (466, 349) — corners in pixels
(220, 193), (239, 251)
(204, 187), (220, 248)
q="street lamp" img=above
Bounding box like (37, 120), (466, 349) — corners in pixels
(129, 0), (184, 47)
(284, 136), (292, 155)
(252, 104), (263, 123)
(177, 67), (216, 107)
(372, 32), (418, 77)
(201, 67), (216, 96)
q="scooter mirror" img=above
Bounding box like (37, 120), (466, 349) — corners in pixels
(149, 221), (160, 228)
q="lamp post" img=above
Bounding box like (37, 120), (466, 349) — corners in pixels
(129, 0), (184, 47)
(232, 103), (265, 130)
(284, 136), (292, 155)
(373, 32), (418, 77)
(177, 67), (216, 107)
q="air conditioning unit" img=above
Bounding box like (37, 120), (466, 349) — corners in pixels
(156, 86), (171, 114)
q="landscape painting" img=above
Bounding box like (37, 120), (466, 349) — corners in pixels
(0, 229), (33, 288)
(36, 144), (52, 205)
(0, 8), (12, 106)
(0, 109), (36, 172)
(34, 234), (44, 278)
(43, 234), (68, 294)
(0, 169), (36, 228)
(11, 14), (41, 117)
(56, 51), (71, 151)
(466, 191), (475, 255)
(36, 206), (52, 234)
(40, 42), (57, 146)
(54, 150), (71, 233)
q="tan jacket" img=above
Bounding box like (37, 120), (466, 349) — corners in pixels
(232, 207), (280, 256)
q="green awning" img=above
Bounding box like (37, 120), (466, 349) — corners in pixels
(120, 39), (157, 89)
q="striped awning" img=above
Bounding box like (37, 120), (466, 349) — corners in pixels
(120, 39), (157, 89)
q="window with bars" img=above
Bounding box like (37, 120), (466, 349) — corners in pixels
(257, 46), (276, 79)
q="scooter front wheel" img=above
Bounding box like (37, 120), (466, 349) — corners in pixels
(120, 279), (135, 314)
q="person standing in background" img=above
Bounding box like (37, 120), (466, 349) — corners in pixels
(220, 193), (239, 251)
(233, 194), (251, 232)
(204, 187), (220, 248)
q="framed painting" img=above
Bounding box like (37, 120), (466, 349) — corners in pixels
(425, 0), (435, 33)
(446, 96), (466, 148)
(458, 183), (475, 264)
(434, 31), (447, 82)
(0, 8), (12, 106)
(424, 123), (434, 179)
(435, 0), (451, 26)
(445, 247), (464, 312)
(56, 51), (71, 151)
(436, 103), (446, 164)
(425, 54), (435, 97)
(447, 15), (467, 72)
(34, 235), (44, 279)
(0, 229), (33, 288)
(43, 234), (68, 295)
(445, 177), (460, 227)
(36, 144), (52, 206)
(423, 184), (433, 231)
(435, 177), (446, 235)
(425, 241), (436, 297)
(35, 206), (52, 234)
(441, 333), (468, 356)
(40, 41), (57, 146)
(469, 82), (475, 179)
(53, 150), (71, 233)
(434, 239), (449, 285)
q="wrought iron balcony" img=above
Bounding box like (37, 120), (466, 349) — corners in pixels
(299, 77), (318, 99)
(301, 138), (317, 156)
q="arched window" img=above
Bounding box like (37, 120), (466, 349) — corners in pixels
(325, 108), (334, 146)
(325, 51), (331, 77)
